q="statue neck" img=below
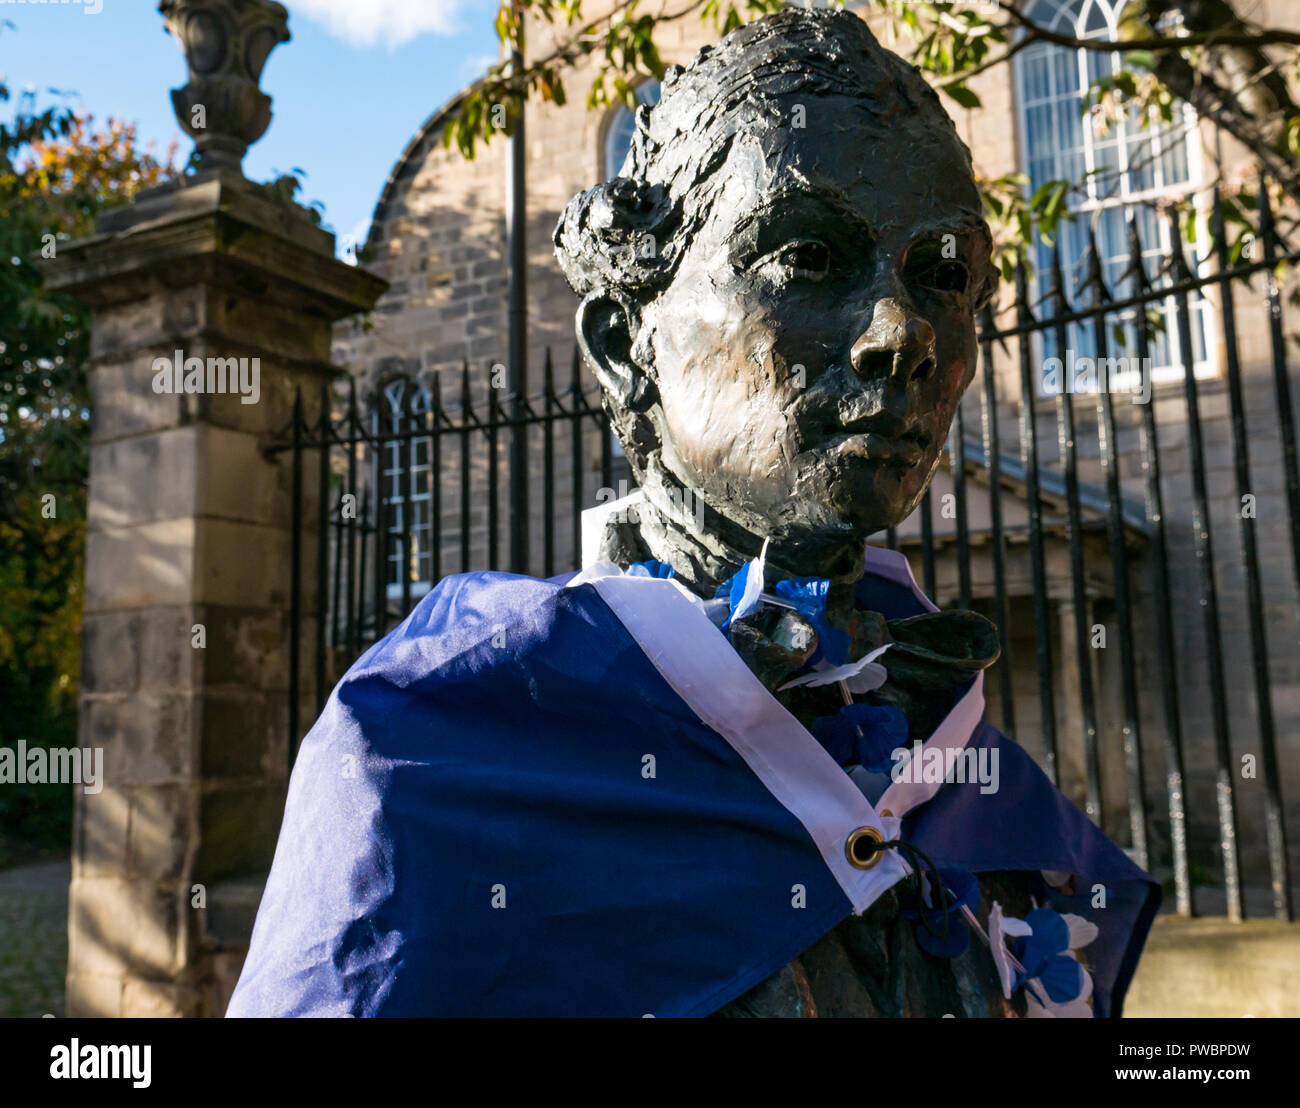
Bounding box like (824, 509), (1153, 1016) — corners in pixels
(599, 478), (868, 598)
(633, 496), (748, 596)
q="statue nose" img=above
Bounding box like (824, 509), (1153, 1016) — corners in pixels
(850, 300), (937, 384)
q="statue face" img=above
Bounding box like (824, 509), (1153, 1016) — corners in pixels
(636, 97), (988, 571)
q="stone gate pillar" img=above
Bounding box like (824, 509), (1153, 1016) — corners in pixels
(45, 0), (387, 1016)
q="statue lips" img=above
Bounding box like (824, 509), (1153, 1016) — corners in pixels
(809, 408), (930, 468)
(832, 423), (928, 467)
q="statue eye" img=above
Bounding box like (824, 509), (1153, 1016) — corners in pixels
(768, 239), (831, 279)
(907, 252), (970, 296)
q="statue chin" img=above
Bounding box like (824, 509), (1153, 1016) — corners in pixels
(623, 447), (933, 589)
(761, 515), (882, 580)
(757, 460), (930, 570)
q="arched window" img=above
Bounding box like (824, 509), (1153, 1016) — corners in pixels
(1013, 0), (1211, 384)
(603, 80), (661, 180)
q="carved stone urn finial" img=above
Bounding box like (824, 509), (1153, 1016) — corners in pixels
(159, 0), (291, 174)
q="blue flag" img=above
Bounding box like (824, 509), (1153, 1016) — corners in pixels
(227, 547), (1158, 1018)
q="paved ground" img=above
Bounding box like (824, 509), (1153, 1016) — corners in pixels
(1127, 915), (1300, 1017)
(0, 861), (69, 1018)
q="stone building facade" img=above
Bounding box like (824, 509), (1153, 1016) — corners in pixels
(331, 0), (1300, 902)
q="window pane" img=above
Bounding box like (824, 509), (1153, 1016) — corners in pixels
(1024, 50), (1050, 103)
(1054, 47), (1079, 96)
(1128, 129), (1156, 193)
(1084, 1), (1109, 35)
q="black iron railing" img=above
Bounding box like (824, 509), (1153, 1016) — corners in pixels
(273, 182), (1300, 923)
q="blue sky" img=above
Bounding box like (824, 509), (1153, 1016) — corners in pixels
(0, 0), (502, 257)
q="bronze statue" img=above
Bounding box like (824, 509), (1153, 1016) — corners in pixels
(556, 8), (1023, 1016)
(556, 8), (997, 594)
(230, 8), (1159, 1021)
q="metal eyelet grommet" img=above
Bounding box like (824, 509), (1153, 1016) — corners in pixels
(845, 825), (885, 870)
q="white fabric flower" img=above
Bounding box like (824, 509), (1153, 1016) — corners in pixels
(778, 644), (891, 692)
(731, 537), (769, 622)
(1061, 912), (1100, 950)
(988, 901), (1032, 1000)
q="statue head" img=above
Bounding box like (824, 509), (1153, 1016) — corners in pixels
(554, 8), (995, 588)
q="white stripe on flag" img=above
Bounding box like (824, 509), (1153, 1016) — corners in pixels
(589, 573), (909, 915)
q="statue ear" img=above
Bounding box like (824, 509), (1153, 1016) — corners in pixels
(576, 293), (658, 413)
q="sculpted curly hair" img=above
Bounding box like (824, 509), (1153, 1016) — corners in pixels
(554, 8), (994, 307)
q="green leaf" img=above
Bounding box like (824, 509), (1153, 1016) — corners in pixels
(1030, 179), (1062, 209)
(943, 83), (981, 110)
(641, 40), (666, 80)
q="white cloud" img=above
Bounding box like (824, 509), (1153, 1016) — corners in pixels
(289, 0), (495, 48)
(457, 53), (500, 84)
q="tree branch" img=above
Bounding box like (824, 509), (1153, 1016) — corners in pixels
(442, 0), (669, 125)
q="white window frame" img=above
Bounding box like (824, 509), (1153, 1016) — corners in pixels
(378, 376), (435, 602)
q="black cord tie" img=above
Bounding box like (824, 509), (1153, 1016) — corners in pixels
(858, 835), (956, 944)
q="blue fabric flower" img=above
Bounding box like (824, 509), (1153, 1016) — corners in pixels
(771, 577), (852, 664)
(809, 703), (907, 773)
(626, 560), (675, 579)
(1011, 907), (1087, 1003)
(900, 866), (979, 959)
(714, 551), (856, 666)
